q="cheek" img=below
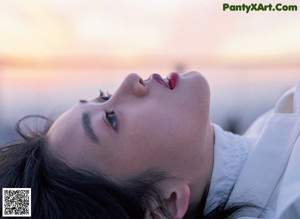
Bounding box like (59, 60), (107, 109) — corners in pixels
(110, 125), (167, 175)
(109, 103), (203, 175)
(101, 124), (196, 179)
(104, 140), (161, 179)
(125, 106), (200, 148)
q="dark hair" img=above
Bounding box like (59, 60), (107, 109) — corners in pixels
(0, 116), (253, 219)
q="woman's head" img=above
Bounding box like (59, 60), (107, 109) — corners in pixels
(46, 71), (214, 210)
(1, 71), (215, 218)
(48, 72), (211, 174)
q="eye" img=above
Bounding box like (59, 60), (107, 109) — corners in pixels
(79, 99), (88, 103)
(104, 111), (117, 129)
(98, 90), (112, 102)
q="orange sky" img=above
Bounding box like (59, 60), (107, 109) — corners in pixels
(0, 0), (299, 68)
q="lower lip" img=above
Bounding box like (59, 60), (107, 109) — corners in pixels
(168, 72), (179, 90)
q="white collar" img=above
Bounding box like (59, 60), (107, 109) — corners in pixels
(204, 124), (255, 213)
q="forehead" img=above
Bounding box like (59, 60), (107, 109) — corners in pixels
(48, 105), (80, 139)
(46, 104), (93, 165)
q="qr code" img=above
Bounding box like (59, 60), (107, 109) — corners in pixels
(2, 188), (31, 217)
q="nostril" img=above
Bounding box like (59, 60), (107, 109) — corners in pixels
(134, 77), (147, 97)
(139, 78), (145, 87)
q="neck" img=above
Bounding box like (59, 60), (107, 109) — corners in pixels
(188, 121), (215, 204)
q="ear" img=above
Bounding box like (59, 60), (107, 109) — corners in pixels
(163, 182), (190, 219)
(144, 181), (190, 219)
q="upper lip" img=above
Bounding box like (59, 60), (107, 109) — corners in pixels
(151, 73), (178, 90)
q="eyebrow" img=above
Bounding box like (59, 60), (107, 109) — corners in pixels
(81, 112), (99, 143)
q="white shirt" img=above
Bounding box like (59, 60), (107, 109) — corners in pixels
(205, 81), (300, 219)
(204, 124), (255, 213)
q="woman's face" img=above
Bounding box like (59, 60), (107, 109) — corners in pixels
(47, 71), (211, 180)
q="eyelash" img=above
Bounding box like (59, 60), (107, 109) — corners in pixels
(98, 90), (112, 101)
(104, 111), (117, 129)
(96, 90), (117, 129)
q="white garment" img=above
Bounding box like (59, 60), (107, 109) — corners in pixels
(204, 124), (255, 213)
(205, 81), (300, 219)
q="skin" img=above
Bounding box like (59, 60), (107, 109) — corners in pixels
(46, 71), (214, 213)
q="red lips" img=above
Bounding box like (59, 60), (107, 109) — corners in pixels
(152, 73), (179, 90)
(152, 74), (169, 89)
(168, 72), (178, 90)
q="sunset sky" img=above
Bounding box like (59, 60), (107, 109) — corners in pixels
(0, 0), (299, 68)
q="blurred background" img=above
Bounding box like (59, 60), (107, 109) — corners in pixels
(0, 0), (299, 144)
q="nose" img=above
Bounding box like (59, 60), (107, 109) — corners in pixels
(114, 73), (148, 98)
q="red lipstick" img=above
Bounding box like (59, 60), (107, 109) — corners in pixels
(152, 73), (169, 89)
(168, 72), (178, 90)
(152, 73), (179, 90)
